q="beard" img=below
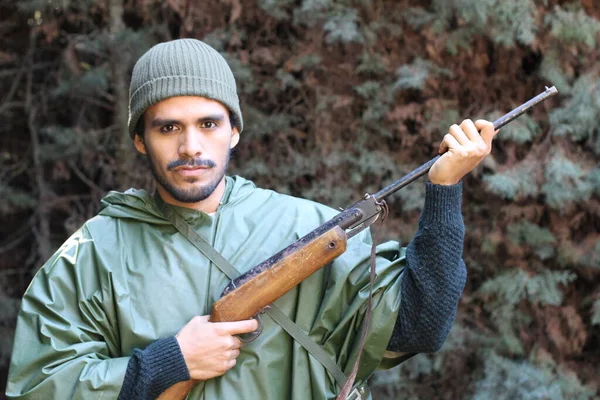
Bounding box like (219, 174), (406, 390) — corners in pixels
(146, 149), (230, 203)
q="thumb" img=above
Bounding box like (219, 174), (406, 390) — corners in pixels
(475, 119), (498, 146)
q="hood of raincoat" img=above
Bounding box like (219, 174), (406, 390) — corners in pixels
(7, 175), (406, 400)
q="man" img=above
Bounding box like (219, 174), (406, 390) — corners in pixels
(6, 39), (496, 399)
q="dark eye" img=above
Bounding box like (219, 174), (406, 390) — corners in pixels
(160, 124), (177, 133)
(201, 121), (217, 129)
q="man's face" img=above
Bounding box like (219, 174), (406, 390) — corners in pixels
(134, 96), (240, 207)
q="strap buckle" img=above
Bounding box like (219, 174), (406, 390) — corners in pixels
(346, 386), (365, 400)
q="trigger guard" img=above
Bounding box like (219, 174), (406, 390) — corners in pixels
(238, 314), (264, 343)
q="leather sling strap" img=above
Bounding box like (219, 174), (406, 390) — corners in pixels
(160, 203), (240, 279)
(336, 209), (384, 399)
(158, 202), (350, 390)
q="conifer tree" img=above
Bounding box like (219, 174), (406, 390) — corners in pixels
(1, 0), (599, 396)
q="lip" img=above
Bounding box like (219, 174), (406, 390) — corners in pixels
(173, 166), (210, 177)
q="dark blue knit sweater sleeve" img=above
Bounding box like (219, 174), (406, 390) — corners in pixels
(117, 336), (190, 400)
(386, 181), (467, 353)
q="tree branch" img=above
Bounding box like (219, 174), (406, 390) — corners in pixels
(25, 28), (53, 263)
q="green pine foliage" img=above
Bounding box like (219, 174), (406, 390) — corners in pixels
(539, 49), (573, 95)
(558, 240), (600, 270)
(293, 1), (368, 45)
(393, 58), (452, 92)
(2, 0), (600, 397)
(292, 0), (333, 27)
(423, 106), (461, 140)
(403, 0), (537, 52)
(478, 268), (576, 308)
(0, 182), (37, 213)
(542, 150), (593, 210)
(356, 150), (400, 176)
(493, 113), (541, 144)
(396, 180), (426, 212)
(550, 75), (600, 154)
(507, 220), (556, 260)
(355, 51), (387, 76)
(506, 221), (555, 247)
(402, 2), (452, 33)
(370, 354), (436, 399)
(477, 268), (576, 354)
(221, 53), (257, 95)
(52, 66), (110, 98)
(323, 7), (364, 44)
(545, 4), (600, 49)
(354, 80), (393, 123)
(590, 168), (600, 196)
(239, 108), (298, 140)
(258, 0), (295, 20)
(472, 351), (595, 400)
(483, 161), (539, 200)
(451, 0), (538, 47)
(16, 0), (96, 13)
(540, 5), (600, 95)
(370, 322), (498, 399)
(39, 126), (83, 161)
(482, 0), (537, 46)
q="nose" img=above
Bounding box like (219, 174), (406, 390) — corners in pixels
(178, 128), (204, 158)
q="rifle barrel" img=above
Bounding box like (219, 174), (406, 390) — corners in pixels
(373, 86), (558, 200)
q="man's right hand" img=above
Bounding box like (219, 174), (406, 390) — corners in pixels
(175, 315), (259, 380)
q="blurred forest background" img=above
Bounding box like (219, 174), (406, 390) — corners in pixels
(1, 0), (599, 398)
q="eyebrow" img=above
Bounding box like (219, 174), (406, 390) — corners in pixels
(150, 115), (226, 128)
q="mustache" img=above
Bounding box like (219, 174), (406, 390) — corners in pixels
(167, 158), (217, 170)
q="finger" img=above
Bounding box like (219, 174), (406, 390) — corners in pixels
(448, 123), (471, 146)
(459, 119), (486, 145)
(217, 358), (237, 375)
(216, 336), (242, 352)
(227, 348), (241, 359)
(229, 336), (243, 350)
(214, 319), (260, 335)
(439, 133), (461, 154)
(475, 119), (498, 146)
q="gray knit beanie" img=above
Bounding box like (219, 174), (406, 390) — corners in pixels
(128, 38), (243, 136)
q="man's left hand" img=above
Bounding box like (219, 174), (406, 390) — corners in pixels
(428, 119), (498, 185)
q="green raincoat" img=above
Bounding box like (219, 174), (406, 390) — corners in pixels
(7, 176), (407, 399)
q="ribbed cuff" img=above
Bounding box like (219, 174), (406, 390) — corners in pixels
(144, 336), (190, 397)
(419, 181), (463, 225)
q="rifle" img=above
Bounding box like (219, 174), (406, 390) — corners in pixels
(158, 86), (558, 400)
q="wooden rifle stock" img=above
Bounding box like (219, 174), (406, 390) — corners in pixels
(157, 227), (348, 399)
(157, 86), (558, 400)
(210, 226), (348, 322)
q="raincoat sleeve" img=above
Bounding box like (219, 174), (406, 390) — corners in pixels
(6, 226), (127, 399)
